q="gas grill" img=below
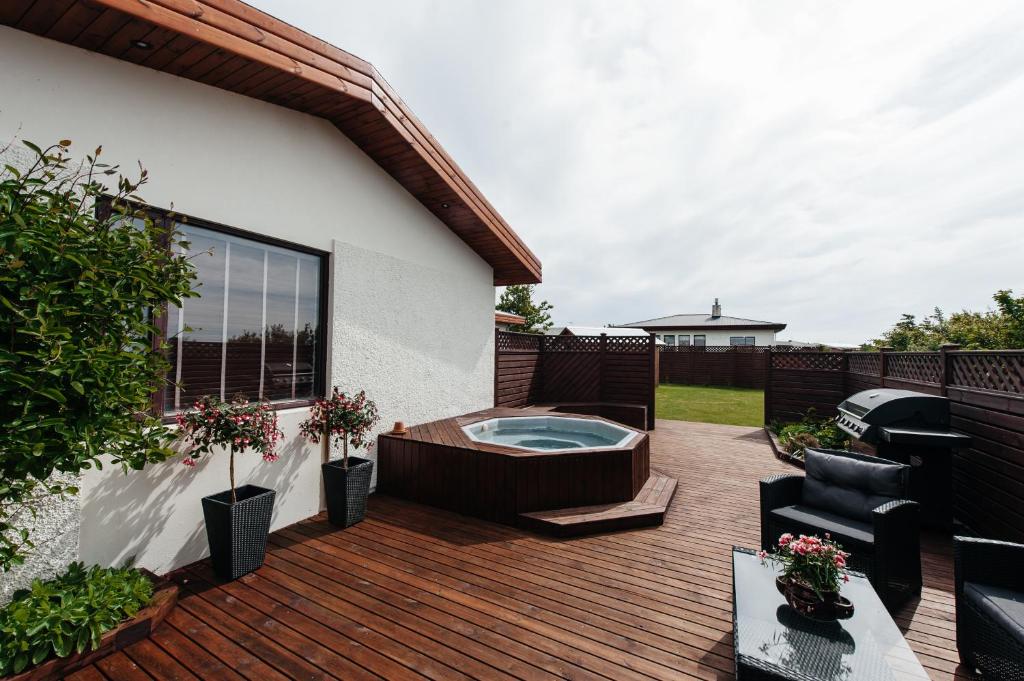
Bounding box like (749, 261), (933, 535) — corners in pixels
(836, 388), (970, 531)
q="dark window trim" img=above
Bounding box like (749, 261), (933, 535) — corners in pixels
(98, 198), (330, 417)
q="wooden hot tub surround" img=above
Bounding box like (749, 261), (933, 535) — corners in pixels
(376, 407), (676, 535)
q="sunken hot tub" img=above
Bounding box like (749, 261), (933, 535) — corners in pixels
(376, 408), (651, 527)
(462, 416), (637, 452)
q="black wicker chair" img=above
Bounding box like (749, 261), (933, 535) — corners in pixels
(760, 448), (921, 609)
(955, 536), (1024, 679)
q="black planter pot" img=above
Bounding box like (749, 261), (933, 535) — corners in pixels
(322, 456), (374, 528)
(201, 484), (276, 580)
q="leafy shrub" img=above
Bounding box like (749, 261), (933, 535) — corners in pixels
(0, 140), (196, 569)
(0, 563), (153, 675)
(299, 387), (380, 469)
(772, 409), (850, 458)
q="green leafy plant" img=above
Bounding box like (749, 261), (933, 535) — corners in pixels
(0, 562), (153, 675)
(0, 139), (197, 569)
(771, 409), (850, 458)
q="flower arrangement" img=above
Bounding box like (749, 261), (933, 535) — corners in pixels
(299, 388), (380, 469)
(759, 532), (850, 598)
(176, 395), (283, 503)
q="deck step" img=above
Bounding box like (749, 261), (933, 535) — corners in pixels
(518, 472), (677, 537)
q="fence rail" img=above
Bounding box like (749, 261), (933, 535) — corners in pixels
(495, 331), (658, 429)
(764, 346), (1024, 544)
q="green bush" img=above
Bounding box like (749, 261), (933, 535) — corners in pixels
(771, 409), (850, 458)
(0, 140), (196, 568)
(0, 563), (153, 675)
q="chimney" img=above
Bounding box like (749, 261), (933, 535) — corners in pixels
(711, 298), (721, 318)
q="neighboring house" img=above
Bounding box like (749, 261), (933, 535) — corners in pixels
(619, 299), (786, 346)
(548, 325), (665, 345)
(495, 310), (528, 331)
(0, 3), (540, 585)
(775, 339), (859, 351)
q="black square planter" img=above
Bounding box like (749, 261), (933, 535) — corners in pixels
(201, 484), (276, 580)
(322, 456), (374, 528)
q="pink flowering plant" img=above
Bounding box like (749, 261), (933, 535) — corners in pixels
(299, 388), (380, 469)
(176, 395), (284, 503)
(758, 532), (851, 597)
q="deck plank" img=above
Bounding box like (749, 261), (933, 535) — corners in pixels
(82, 419), (976, 681)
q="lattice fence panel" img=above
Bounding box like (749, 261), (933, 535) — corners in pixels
(607, 336), (652, 353)
(545, 335), (605, 353)
(848, 353), (880, 376)
(887, 353), (941, 385)
(950, 353), (1024, 394)
(771, 353), (845, 371)
(496, 331), (541, 352)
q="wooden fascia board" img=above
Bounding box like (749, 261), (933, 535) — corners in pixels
(109, 0), (540, 282)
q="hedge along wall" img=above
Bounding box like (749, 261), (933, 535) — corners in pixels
(494, 331), (658, 429)
(659, 346), (769, 388)
(765, 347), (1024, 543)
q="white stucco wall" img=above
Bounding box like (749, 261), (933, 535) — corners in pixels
(653, 329), (778, 346)
(0, 27), (497, 575)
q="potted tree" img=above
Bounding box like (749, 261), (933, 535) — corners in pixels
(299, 388), (380, 527)
(176, 395), (283, 580)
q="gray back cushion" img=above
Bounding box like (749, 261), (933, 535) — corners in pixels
(802, 449), (909, 522)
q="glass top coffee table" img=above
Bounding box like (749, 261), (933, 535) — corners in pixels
(732, 547), (930, 681)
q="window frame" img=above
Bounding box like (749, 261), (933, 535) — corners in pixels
(664, 334), (676, 346)
(729, 336), (756, 346)
(677, 334), (691, 347)
(99, 199), (330, 419)
(693, 334), (706, 347)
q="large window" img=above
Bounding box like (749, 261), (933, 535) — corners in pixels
(729, 336), (756, 346)
(160, 220), (326, 414)
(664, 334), (676, 346)
(693, 335), (706, 347)
(677, 335), (691, 347)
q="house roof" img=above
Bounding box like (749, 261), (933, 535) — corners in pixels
(2, 0), (541, 285)
(494, 310), (526, 325)
(617, 314), (787, 332)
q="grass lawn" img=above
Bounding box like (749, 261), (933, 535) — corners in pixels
(656, 384), (764, 427)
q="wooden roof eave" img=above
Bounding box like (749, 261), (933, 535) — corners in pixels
(3, 0), (541, 284)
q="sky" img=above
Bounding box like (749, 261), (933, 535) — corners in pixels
(253, 0), (1024, 345)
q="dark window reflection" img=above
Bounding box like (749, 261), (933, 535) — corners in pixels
(165, 224), (322, 413)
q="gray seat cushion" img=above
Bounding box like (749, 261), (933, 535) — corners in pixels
(802, 449), (908, 522)
(769, 504), (875, 546)
(964, 582), (1024, 640)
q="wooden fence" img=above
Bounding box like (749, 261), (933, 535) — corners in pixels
(659, 346), (769, 388)
(495, 331), (658, 429)
(765, 347), (1024, 543)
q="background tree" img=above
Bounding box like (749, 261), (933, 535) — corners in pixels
(0, 140), (196, 569)
(865, 290), (1022, 350)
(497, 284), (554, 333)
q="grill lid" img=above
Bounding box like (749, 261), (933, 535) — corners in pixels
(837, 389), (949, 426)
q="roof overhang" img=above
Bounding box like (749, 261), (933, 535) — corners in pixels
(2, 0), (541, 285)
(495, 310), (526, 325)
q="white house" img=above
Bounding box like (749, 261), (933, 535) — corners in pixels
(618, 299), (786, 347)
(0, 2), (540, 594)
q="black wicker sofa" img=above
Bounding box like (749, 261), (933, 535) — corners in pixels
(759, 448), (922, 609)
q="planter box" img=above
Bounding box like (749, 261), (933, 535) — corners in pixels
(763, 426), (806, 469)
(4, 570), (177, 681)
(202, 484), (276, 580)
(322, 456), (373, 528)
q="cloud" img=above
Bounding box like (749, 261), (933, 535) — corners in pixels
(253, 0), (1024, 345)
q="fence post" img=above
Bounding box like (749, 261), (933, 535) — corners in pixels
(599, 333), (608, 402)
(493, 328), (500, 407)
(939, 343), (960, 396)
(879, 346), (892, 388)
(840, 349), (850, 398)
(764, 347), (773, 425)
(648, 333), (657, 430)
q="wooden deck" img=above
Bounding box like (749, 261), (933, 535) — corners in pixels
(67, 420), (975, 681)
